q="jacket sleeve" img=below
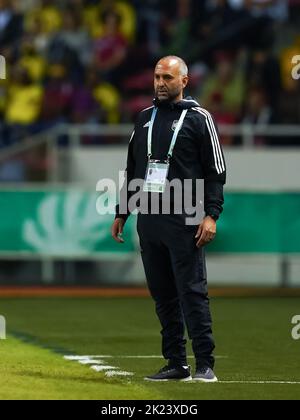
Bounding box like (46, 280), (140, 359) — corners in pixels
(115, 129), (136, 223)
(201, 113), (226, 220)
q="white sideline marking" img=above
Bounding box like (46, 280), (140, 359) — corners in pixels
(65, 354), (134, 376)
(78, 359), (105, 365)
(90, 365), (118, 372)
(218, 381), (300, 385)
(105, 371), (134, 377)
(64, 356), (300, 384)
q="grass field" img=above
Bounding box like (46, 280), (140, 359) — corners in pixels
(0, 296), (300, 400)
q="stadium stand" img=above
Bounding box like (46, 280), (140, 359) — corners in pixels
(0, 0), (299, 148)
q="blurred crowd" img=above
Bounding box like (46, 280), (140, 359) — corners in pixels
(0, 0), (300, 147)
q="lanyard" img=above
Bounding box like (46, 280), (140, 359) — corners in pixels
(147, 107), (188, 162)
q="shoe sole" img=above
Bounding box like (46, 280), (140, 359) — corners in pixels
(192, 377), (218, 383)
(144, 375), (193, 382)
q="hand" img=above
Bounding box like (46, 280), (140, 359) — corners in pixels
(111, 218), (125, 243)
(195, 216), (217, 248)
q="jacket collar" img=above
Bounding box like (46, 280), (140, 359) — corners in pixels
(153, 96), (200, 110)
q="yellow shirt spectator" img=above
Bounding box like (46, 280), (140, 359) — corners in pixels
(84, 0), (136, 42)
(25, 5), (62, 34)
(93, 83), (121, 124)
(6, 84), (43, 125)
(199, 64), (245, 117)
(19, 54), (46, 83)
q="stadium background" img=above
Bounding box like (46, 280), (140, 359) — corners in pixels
(0, 0), (299, 287)
(0, 0), (300, 401)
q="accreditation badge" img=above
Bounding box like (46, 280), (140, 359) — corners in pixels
(143, 160), (170, 193)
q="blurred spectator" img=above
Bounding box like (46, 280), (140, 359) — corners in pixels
(48, 8), (91, 67)
(199, 52), (246, 123)
(246, 48), (281, 113)
(242, 87), (275, 145)
(5, 66), (43, 125)
(70, 66), (122, 145)
(40, 64), (73, 124)
(0, 0), (23, 48)
(25, 0), (62, 35)
(161, 0), (192, 59)
(70, 71), (99, 124)
(3, 66), (43, 144)
(0, 0), (299, 150)
(70, 85), (98, 125)
(189, 0), (252, 62)
(93, 10), (128, 84)
(19, 35), (46, 82)
(23, 14), (50, 56)
(134, 0), (162, 56)
(241, 0), (277, 50)
(84, 0), (136, 42)
(92, 80), (121, 124)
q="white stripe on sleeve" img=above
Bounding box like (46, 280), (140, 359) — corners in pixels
(129, 130), (135, 143)
(192, 107), (225, 174)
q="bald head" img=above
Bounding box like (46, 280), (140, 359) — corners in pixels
(157, 56), (188, 77)
(154, 56), (189, 103)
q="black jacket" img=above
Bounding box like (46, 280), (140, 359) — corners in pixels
(116, 97), (226, 222)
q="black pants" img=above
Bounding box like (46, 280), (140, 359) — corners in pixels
(137, 213), (215, 370)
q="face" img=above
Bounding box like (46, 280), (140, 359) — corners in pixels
(154, 58), (188, 103)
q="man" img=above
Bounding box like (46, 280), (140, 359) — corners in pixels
(111, 56), (226, 382)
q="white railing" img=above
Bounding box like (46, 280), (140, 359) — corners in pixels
(0, 122), (299, 184)
(0, 123), (299, 165)
(55, 123), (300, 148)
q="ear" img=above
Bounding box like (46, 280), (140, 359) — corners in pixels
(182, 75), (189, 89)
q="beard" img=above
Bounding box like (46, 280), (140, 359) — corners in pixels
(155, 86), (182, 103)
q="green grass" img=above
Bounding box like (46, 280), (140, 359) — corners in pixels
(0, 297), (300, 400)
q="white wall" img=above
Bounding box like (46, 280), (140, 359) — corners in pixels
(70, 147), (300, 192)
